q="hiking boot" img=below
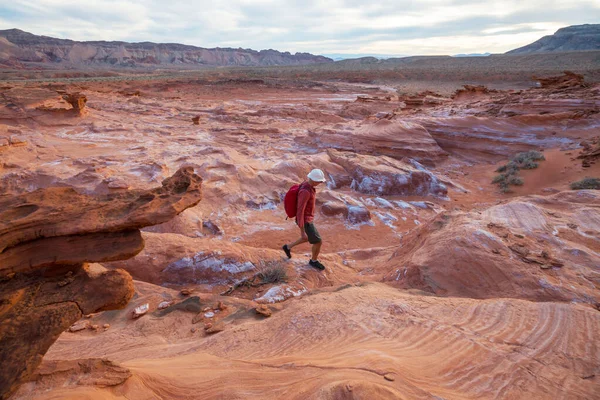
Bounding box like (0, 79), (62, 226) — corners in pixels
(309, 260), (325, 271)
(282, 244), (292, 259)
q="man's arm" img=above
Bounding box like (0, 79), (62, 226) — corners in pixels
(296, 189), (310, 228)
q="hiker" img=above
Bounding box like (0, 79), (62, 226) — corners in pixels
(282, 169), (326, 270)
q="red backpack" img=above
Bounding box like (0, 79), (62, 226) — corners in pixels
(284, 183), (301, 219)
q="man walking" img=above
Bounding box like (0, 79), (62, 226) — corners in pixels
(282, 169), (326, 270)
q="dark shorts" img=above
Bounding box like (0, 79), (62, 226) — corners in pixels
(304, 222), (322, 244)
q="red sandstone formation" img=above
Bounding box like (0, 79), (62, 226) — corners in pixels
(0, 167), (203, 399)
(384, 191), (600, 302)
(304, 119), (447, 165)
(61, 92), (87, 114)
(452, 84), (496, 99)
(535, 71), (586, 89)
(328, 149), (450, 197)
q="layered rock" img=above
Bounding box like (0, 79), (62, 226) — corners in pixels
(61, 92), (87, 114)
(419, 116), (573, 162)
(0, 167), (203, 399)
(0, 264), (133, 400)
(328, 149), (449, 198)
(305, 120), (447, 165)
(384, 190), (600, 303)
(535, 71), (586, 89)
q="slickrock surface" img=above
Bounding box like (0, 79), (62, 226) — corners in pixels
(12, 283), (600, 400)
(384, 190), (600, 302)
(1, 69), (600, 399)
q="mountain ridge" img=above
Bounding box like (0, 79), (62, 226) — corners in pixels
(0, 28), (333, 67)
(507, 24), (600, 54)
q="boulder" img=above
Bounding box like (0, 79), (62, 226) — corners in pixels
(61, 92), (87, 114)
(0, 264), (134, 399)
(0, 167), (204, 399)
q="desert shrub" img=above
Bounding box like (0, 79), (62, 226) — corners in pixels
(256, 261), (288, 284)
(493, 151), (545, 192)
(496, 161), (519, 173)
(508, 176), (524, 186)
(492, 174), (507, 184)
(512, 150), (545, 166)
(570, 178), (600, 190)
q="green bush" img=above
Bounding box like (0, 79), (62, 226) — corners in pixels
(508, 176), (524, 186)
(492, 151), (545, 191)
(570, 178), (600, 190)
(512, 150), (545, 165)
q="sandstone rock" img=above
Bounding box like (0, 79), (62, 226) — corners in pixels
(192, 116), (200, 125)
(61, 92), (87, 114)
(202, 220), (223, 235)
(24, 358), (131, 389)
(103, 324), (110, 330)
(216, 301), (227, 311)
(157, 301), (172, 310)
(255, 304), (272, 317)
(328, 149), (449, 198)
(106, 178), (130, 189)
(0, 168), (203, 398)
(534, 71), (586, 89)
(8, 135), (26, 146)
(69, 320), (90, 332)
(306, 119), (447, 165)
(91, 324), (100, 331)
(205, 321), (224, 334)
(348, 206), (371, 224)
(452, 85), (495, 99)
(180, 288), (193, 296)
(0, 137), (9, 149)
(384, 191), (600, 302)
(0, 264), (134, 399)
(132, 303), (149, 319)
(384, 373), (396, 382)
(0, 167), (203, 263)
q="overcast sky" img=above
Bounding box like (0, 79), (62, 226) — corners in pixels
(0, 0), (598, 56)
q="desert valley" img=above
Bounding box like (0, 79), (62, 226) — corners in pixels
(0, 24), (600, 400)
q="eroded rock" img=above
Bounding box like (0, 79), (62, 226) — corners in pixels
(61, 92), (87, 114)
(0, 167), (204, 399)
(0, 264), (134, 399)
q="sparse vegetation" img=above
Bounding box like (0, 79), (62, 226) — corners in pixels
(493, 151), (545, 192)
(256, 261), (288, 284)
(570, 177), (600, 190)
(220, 260), (288, 296)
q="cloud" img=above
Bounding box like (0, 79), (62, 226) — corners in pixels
(0, 0), (597, 55)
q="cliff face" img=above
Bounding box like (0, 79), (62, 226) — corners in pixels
(507, 24), (600, 54)
(0, 29), (332, 67)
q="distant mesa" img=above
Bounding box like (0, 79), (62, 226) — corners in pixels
(0, 28), (333, 68)
(507, 24), (600, 54)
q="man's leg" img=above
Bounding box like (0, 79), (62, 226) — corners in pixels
(287, 236), (308, 249)
(311, 241), (322, 261)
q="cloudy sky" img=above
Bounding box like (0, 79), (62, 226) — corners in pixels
(0, 0), (598, 57)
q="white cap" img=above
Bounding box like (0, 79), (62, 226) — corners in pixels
(307, 169), (326, 182)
